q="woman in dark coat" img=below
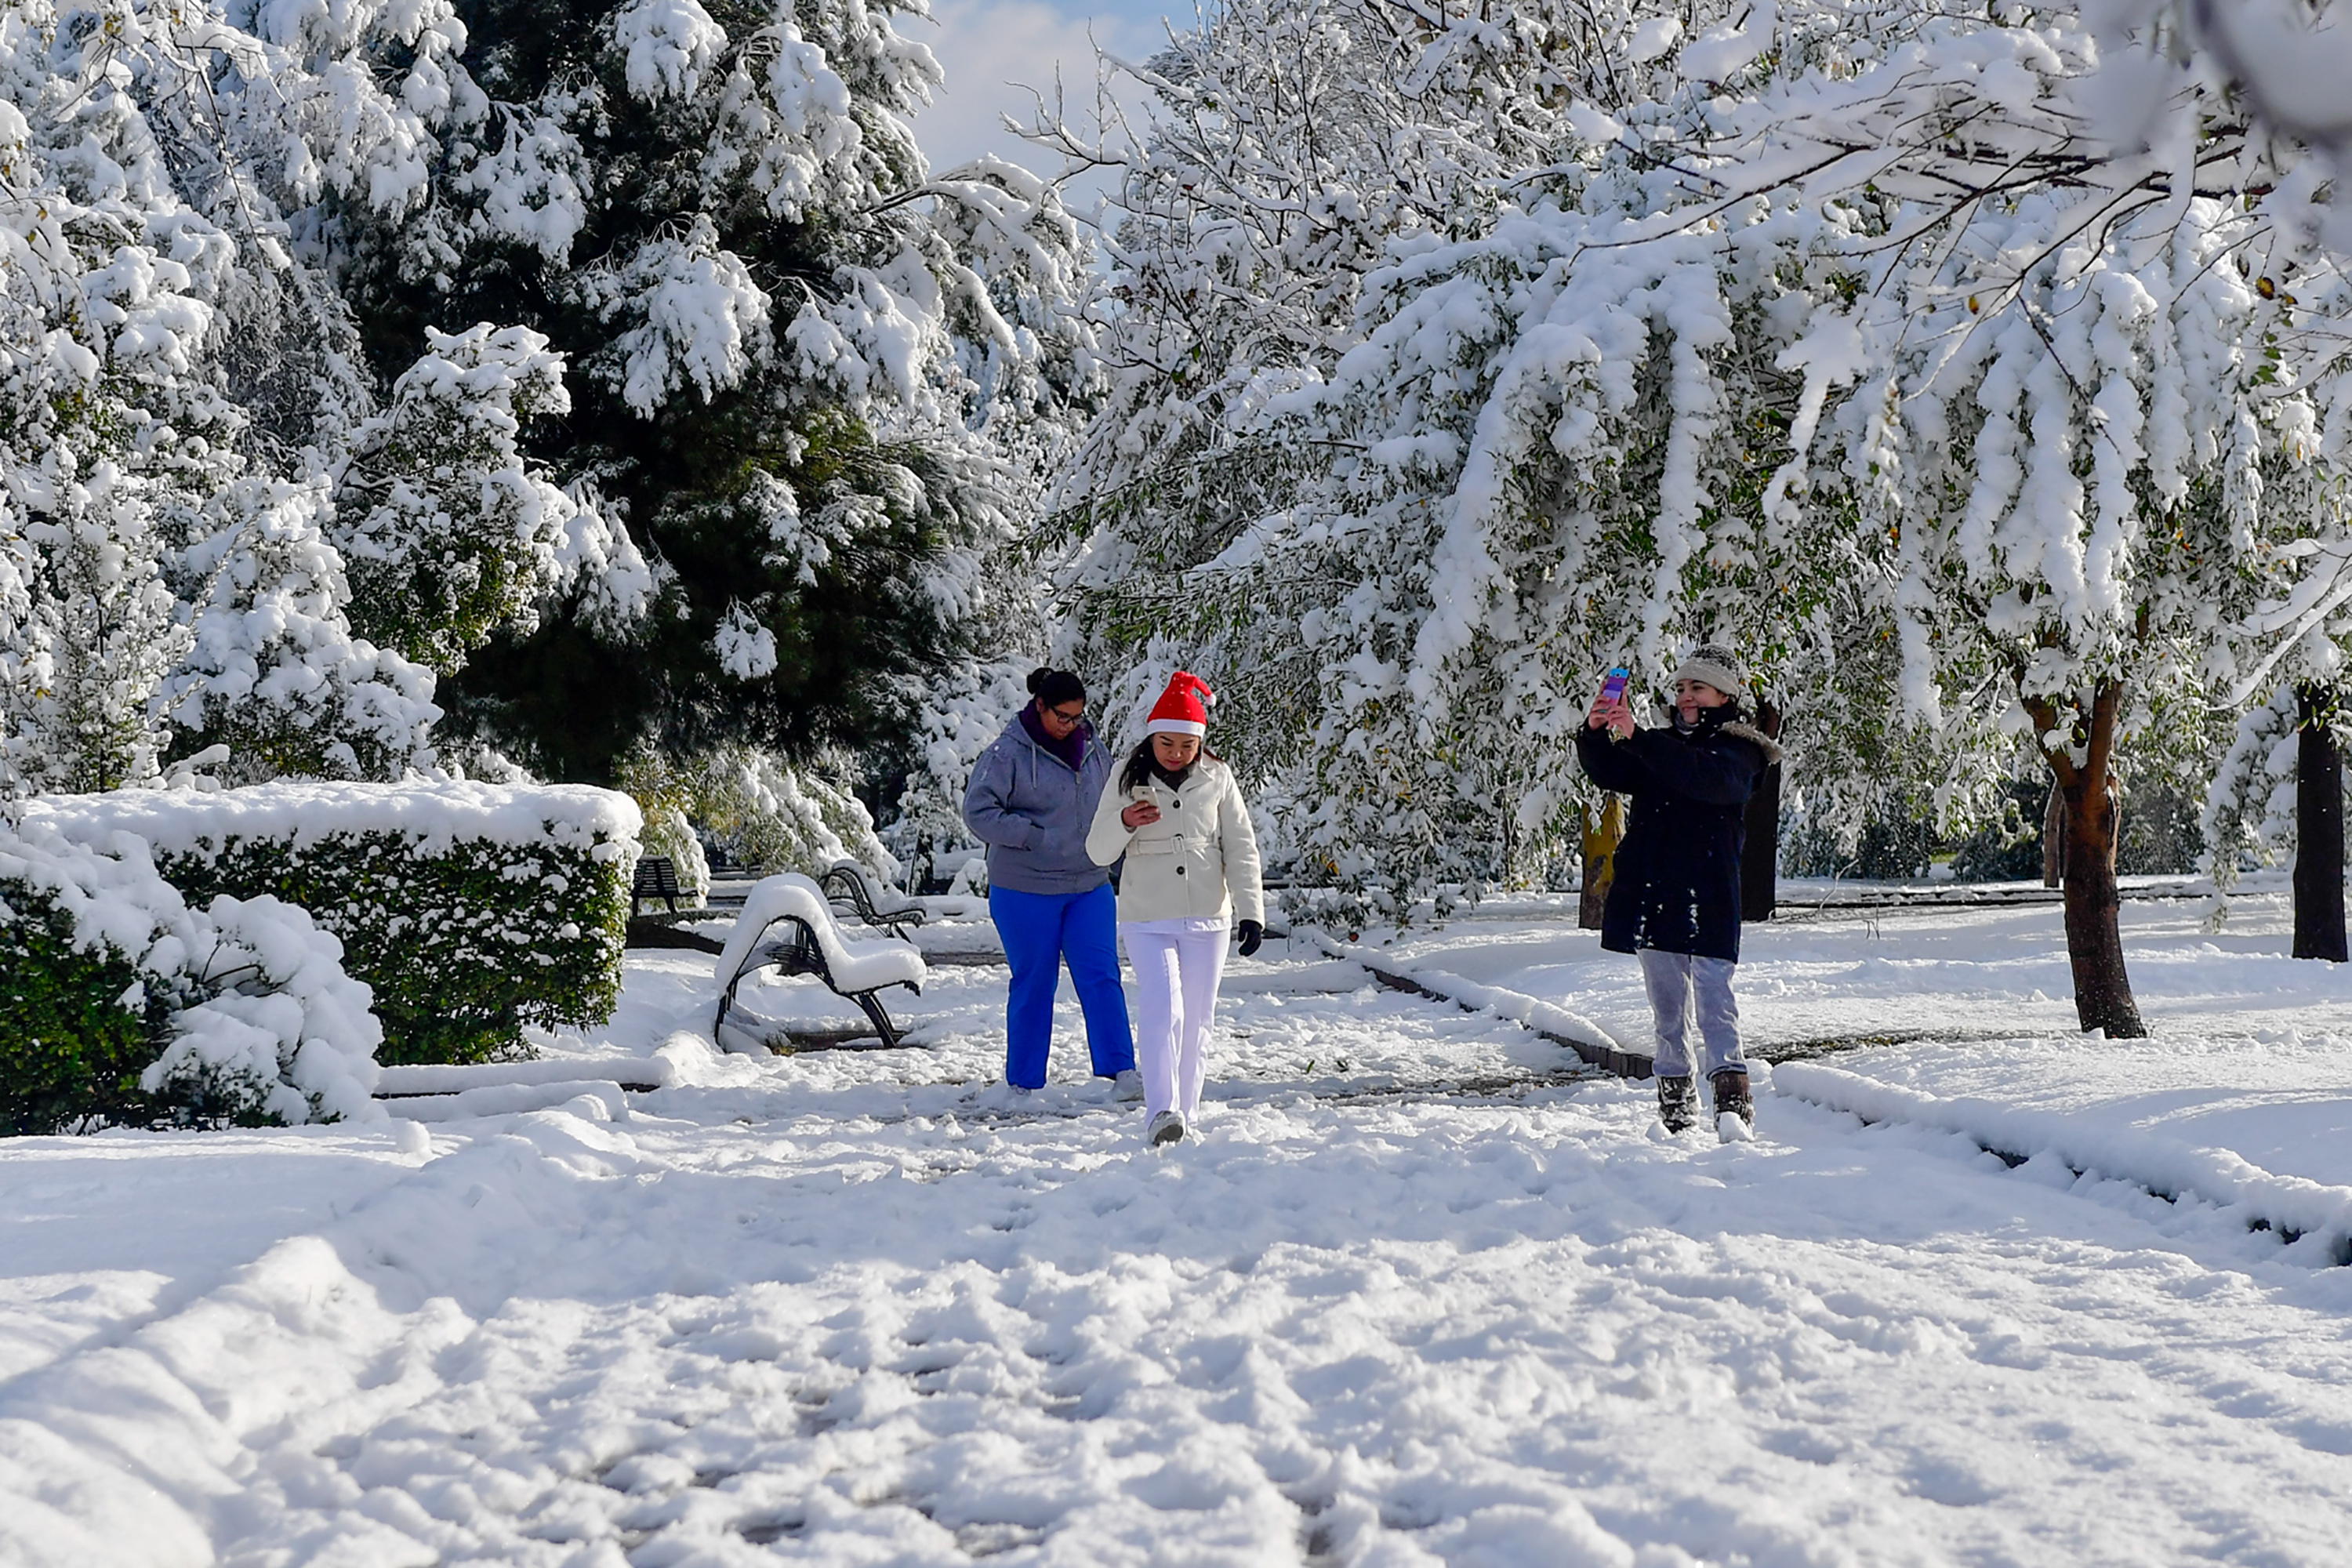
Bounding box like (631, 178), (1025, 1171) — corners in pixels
(1575, 643), (1782, 1134)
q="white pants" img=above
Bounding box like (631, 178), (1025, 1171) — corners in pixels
(1121, 924), (1228, 1120)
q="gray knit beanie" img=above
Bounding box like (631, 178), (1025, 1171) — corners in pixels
(1671, 642), (1748, 700)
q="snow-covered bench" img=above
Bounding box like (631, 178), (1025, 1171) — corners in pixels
(819, 860), (926, 937)
(713, 875), (927, 1051)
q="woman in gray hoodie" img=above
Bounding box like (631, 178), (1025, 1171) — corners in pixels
(962, 668), (1139, 1095)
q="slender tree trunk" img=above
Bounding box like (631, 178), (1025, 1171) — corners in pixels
(2041, 784), (2064, 888)
(1741, 695), (1782, 922)
(2031, 680), (2145, 1037)
(1580, 796), (1624, 930)
(2294, 682), (2347, 963)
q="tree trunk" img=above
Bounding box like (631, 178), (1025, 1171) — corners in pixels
(2041, 784), (2064, 888)
(2294, 682), (2347, 963)
(2033, 680), (2144, 1037)
(1579, 797), (1624, 931)
(1742, 696), (1782, 922)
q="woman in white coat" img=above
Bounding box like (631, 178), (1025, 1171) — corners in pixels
(1086, 671), (1265, 1145)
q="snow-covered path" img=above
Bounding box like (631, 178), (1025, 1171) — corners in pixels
(8, 948), (2352, 1566)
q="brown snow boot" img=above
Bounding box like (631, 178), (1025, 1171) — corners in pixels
(1656, 1075), (1698, 1133)
(1711, 1069), (1755, 1131)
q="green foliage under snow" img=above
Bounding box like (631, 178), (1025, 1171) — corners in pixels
(23, 784), (641, 1066)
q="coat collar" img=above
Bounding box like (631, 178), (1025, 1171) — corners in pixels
(1661, 704), (1784, 766)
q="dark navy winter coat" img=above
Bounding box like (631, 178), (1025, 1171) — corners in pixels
(1574, 707), (1776, 963)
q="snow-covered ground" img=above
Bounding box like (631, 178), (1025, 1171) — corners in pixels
(1343, 881), (2352, 1055)
(7, 896), (2352, 1566)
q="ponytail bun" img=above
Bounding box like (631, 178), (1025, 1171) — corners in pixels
(1026, 666), (1087, 709)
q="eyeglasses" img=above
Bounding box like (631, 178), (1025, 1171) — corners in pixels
(1045, 704), (1085, 724)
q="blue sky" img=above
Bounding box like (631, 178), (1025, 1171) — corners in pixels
(908, 0), (1185, 215)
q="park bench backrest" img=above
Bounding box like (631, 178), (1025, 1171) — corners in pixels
(819, 861), (925, 930)
(633, 854), (682, 913)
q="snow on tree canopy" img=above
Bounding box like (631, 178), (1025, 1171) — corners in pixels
(320, 0), (1096, 779)
(0, 0), (577, 793)
(334, 324), (648, 674)
(1062, 0), (2352, 935)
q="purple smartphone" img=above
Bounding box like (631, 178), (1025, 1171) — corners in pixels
(1597, 666), (1630, 706)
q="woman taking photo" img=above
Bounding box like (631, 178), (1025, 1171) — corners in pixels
(1576, 644), (1780, 1138)
(1087, 672), (1265, 1145)
(963, 668), (1139, 1098)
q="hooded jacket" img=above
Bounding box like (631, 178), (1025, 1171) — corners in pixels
(962, 711), (1115, 896)
(1575, 705), (1780, 962)
(1085, 754), (1265, 925)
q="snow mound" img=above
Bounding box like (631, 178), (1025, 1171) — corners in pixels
(714, 874), (925, 993)
(1778, 1062), (2352, 1265)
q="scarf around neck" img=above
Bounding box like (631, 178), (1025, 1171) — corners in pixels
(1020, 703), (1090, 771)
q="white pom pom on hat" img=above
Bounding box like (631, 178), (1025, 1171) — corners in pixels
(1143, 670), (1215, 736)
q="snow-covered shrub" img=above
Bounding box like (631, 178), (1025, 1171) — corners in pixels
(0, 826), (381, 1136)
(163, 477), (443, 782)
(619, 744), (892, 896)
(635, 802), (713, 906)
(615, 747), (714, 906)
(884, 659), (1029, 887)
(682, 746), (894, 883)
(19, 782), (642, 1065)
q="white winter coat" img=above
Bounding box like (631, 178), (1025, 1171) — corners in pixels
(1086, 754), (1265, 925)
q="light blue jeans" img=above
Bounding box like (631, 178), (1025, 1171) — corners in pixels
(1639, 949), (1747, 1079)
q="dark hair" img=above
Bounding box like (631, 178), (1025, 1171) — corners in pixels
(1026, 666), (1086, 709)
(1121, 735), (1221, 791)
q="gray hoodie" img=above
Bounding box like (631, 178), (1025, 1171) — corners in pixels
(962, 714), (1115, 895)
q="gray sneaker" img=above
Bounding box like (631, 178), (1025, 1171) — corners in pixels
(1146, 1109), (1185, 1146)
(1112, 1069), (1145, 1102)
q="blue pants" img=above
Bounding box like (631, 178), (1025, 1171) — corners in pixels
(989, 884), (1136, 1087)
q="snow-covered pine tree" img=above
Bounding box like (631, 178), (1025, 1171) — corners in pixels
(316, 0), (1098, 782)
(0, 0), (471, 792)
(164, 477), (441, 782)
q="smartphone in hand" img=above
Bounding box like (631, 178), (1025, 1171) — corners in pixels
(1596, 666), (1630, 707)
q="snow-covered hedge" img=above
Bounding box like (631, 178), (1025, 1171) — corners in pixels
(16, 783), (642, 1065)
(0, 827), (381, 1136)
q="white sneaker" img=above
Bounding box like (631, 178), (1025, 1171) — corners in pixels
(1111, 1069), (1144, 1102)
(1146, 1109), (1185, 1146)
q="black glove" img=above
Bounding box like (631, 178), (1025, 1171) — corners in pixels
(1236, 919), (1264, 957)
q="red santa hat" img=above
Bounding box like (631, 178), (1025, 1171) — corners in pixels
(1142, 670), (1215, 737)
